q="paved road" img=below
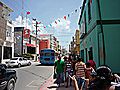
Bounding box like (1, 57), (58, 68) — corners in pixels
(9, 62), (54, 90)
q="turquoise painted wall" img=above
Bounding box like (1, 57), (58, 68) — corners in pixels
(104, 25), (120, 73)
(100, 0), (120, 20)
(80, 27), (99, 67)
(79, 0), (120, 73)
(80, 0), (98, 33)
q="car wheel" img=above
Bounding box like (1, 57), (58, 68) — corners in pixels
(6, 78), (15, 90)
(28, 62), (31, 66)
(18, 63), (21, 68)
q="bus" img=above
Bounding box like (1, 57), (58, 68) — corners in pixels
(39, 49), (55, 65)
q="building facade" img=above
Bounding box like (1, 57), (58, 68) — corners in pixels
(0, 1), (14, 63)
(78, 0), (120, 73)
(14, 27), (40, 60)
(74, 29), (80, 55)
(39, 39), (50, 51)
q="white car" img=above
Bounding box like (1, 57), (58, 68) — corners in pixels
(6, 57), (31, 68)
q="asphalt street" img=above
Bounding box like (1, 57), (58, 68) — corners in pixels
(9, 62), (54, 90)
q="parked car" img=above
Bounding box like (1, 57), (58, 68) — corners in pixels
(0, 64), (17, 90)
(6, 57), (32, 68)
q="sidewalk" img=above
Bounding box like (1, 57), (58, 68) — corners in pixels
(40, 75), (74, 90)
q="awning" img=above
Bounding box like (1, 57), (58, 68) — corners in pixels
(26, 43), (35, 47)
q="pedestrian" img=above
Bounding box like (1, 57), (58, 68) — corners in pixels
(63, 56), (68, 80)
(54, 55), (65, 87)
(64, 56), (73, 88)
(87, 59), (96, 70)
(85, 62), (95, 89)
(75, 57), (86, 90)
(70, 66), (120, 90)
(85, 62), (95, 79)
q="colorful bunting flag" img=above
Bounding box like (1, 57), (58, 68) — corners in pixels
(68, 14), (70, 17)
(37, 29), (40, 32)
(50, 24), (52, 27)
(35, 5), (82, 29)
(75, 9), (77, 12)
(80, 6), (82, 9)
(55, 21), (57, 24)
(58, 20), (60, 22)
(27, 11), (30, 15)
(63, 16), (66, 20)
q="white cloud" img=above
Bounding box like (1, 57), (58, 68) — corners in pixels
(13, 15), (48, 35)
(52, 18), (71, 31)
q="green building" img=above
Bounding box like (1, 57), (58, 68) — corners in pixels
(78, 0), (120, 73)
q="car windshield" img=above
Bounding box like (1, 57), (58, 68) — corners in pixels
(10, 58), (18, 60)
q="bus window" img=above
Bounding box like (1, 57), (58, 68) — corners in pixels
(45, 53), (50, 56)
(51, 53), (54, 56)
(40, 53), (43, 56)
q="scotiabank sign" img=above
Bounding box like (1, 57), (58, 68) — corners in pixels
(23, 29), (30, 38)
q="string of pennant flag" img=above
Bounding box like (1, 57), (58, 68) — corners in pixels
(26, 6), (82, 35)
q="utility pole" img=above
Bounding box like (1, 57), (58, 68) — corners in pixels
(35, 21), (38, 61)
(33, 18), (39, 61)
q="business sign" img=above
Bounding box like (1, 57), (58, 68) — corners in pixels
(23, 29), (30, 38)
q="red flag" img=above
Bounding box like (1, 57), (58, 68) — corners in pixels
(27, 11), (30, 14)
(64, 16), (66, 20)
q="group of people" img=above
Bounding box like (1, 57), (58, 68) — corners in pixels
(54, 54), (120, 90)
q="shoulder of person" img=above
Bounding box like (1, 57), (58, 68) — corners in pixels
(54, 60), (57, 63)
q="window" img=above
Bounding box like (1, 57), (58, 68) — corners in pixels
(6, 26), (12, 37)
(44, 53), (50, 56)
(40, 53), (43, 56)
(80, 12), (87, 39)
(80, 50), (84, 61)
(27, 47), (35, 54)
(88, 0), (91, 21)
(89, 47), (93, 60)
(51, 53), (55, 56)
(3, 47), (12, 59)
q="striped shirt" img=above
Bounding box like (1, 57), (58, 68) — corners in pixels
(75, 62), (86, 78)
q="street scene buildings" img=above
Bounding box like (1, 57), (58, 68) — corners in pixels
(1, 0), (120, 73)
(0, 0), (120, 90)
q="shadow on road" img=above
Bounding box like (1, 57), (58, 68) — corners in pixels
(36, 64), (54, 66)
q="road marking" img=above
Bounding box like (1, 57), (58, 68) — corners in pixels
(26, 80), (38, 87)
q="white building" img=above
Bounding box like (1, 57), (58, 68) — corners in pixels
(0, 1), (14, 64)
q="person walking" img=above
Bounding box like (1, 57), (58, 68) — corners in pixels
(85, 62), (95, 89)
(75, 57), (86, 90)
(85, 62), (95, 80)
(54, 55), (65, 87)
(88, 59), (96, 70)
(64, 56), (73, 88)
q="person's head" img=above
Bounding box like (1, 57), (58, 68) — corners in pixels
(68, 55), (72, 61)
(58, 56), (61, 61)
(77, 57), (83, 62)
(96, 65), (112, 80)
(86, 62), (91, 68)
(64, 56), (67, 61)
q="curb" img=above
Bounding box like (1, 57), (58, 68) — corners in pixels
(39, 75), (55, 90)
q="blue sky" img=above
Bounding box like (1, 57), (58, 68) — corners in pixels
(1, 0), (83, 50)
